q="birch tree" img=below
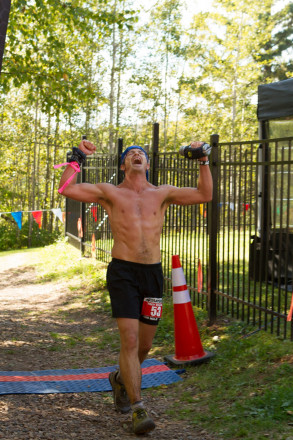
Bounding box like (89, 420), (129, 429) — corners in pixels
(182, 0), (277, 141)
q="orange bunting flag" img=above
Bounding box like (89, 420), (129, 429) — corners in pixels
(198, 259), (203, 293)
(91, 233), (96, 258)
(32, 211), (42, 228)
(287, 293), (293, 322)
(77, 218), (83, 238)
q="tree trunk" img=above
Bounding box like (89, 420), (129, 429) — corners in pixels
(28, 93), (39, 247)
(174, 63), (185, 149)
(43, 112), (52, 230)
(109, 0), (117, 153)
(36, 128), (41, 210)
(85, 63), (93, 135)
(231, 15), (243, 142)
(49, 111), (60, 232)
(163, 44), (169, 152)
(115, 3), (125, 146)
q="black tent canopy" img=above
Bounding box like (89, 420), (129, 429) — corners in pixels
(257, 78), (293, 121)
(0, 0), (11, 75)
(251, 79), (293, 285)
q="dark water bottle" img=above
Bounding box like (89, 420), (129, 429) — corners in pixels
(179, 143), (212, 160)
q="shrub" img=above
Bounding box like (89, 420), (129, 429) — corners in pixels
(0, 218), (61, 251)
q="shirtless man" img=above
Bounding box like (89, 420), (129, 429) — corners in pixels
(57, 140), (213, 435)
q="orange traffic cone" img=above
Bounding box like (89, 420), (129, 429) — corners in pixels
(198, 259), (203, 293)
(164, 255), (215, 366)
(287, 293), (293, 322)
(91, 233), (96, 259)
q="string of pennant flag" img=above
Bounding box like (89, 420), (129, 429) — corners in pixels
(0, 209), (64, 230)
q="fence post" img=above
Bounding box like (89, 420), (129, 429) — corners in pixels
(117, 138), (123, 184)
(208, 133), (219, 324)
(259, 121), (271, 282)
(65, 150), (71, 239)
(80, 135), (87, 255)
(152, 123), (159, 186)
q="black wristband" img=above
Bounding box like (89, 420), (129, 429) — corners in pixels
(68, 147), (86, 166)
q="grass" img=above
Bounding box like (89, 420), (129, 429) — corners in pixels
(157, 299), (293, 439)
(168, 329), (293, 440)
(3, 241), (293, 440)
(36, 240), (108, 285)
(0, 247), (41, 257)
(151, 309), (293, 440)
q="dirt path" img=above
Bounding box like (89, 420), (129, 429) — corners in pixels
(0, 251), (214, 440)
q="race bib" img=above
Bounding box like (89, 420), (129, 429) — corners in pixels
(141, 297), (162, 321)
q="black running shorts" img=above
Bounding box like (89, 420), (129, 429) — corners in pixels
(106, 258), (164, 325)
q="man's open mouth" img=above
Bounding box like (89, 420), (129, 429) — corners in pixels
(133, 157), (142, 164)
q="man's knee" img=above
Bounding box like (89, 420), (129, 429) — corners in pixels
(138, 323), (157, 357)
(119, 327), (139, 352)
(139, 342), (152, 359)
(124, 332), (139, 351)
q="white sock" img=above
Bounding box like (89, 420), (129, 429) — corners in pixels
(131, 400), (144, 411)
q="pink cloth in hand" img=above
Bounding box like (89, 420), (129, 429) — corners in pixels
(54, 161), (80, 194)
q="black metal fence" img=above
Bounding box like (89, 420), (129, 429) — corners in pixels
(65, 126), (293, 340)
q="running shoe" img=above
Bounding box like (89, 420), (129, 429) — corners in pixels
(108, 371), (131, 414)
(132, 407), (156, 435)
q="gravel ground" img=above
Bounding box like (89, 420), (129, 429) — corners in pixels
(0, 252), (216, 440)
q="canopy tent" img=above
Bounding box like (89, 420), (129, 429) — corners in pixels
(258, 78), (293, 139)
(250, 79), (293, 285)
(0, 0), (11, 75)
(257, 78), (293, 121)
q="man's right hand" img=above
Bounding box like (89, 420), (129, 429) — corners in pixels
(78, 139), (96, 155)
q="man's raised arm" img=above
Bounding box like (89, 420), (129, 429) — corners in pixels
(56, 139), (106, 204)
(165, 141), (213, 206)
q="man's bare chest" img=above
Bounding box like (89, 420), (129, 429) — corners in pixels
(112, 191), (166, 220)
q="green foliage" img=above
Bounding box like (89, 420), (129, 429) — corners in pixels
(255, 2), (293, 80)
(0, 218), (61, 250)
(0, 0), (140, 247)
(0, 0), (292, 250)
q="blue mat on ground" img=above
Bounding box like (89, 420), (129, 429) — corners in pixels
(0, 358), (182, 395)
